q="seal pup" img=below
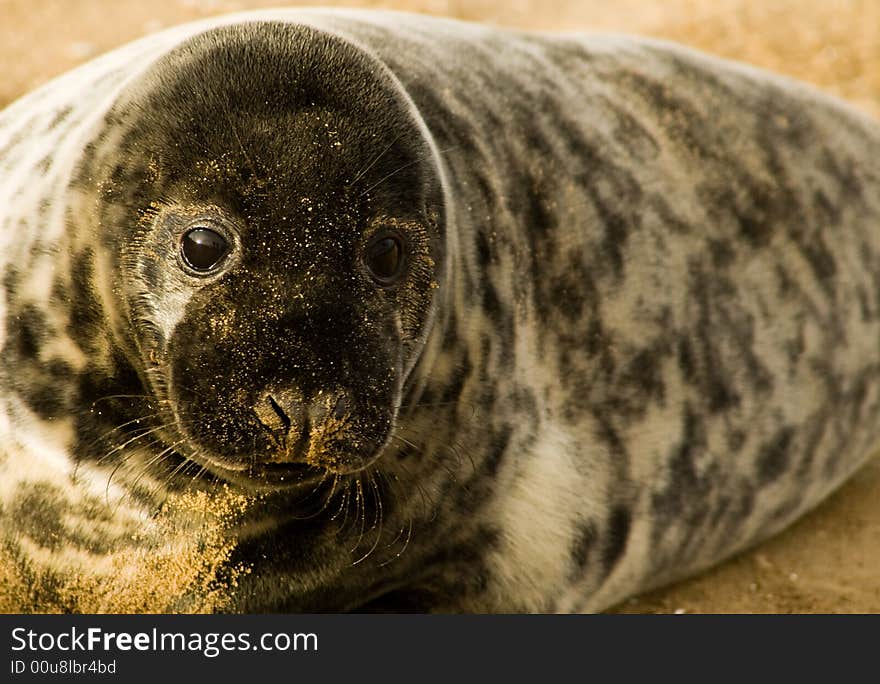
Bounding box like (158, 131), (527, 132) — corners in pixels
(1, 9), (879, 612)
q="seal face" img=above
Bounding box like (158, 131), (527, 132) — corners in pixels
(81, 23), (446, 485)
(2, 10), (880, 613)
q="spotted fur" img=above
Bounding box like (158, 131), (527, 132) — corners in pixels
(2, 9), (880, 612)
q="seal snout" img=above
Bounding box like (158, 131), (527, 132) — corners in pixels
(252, 388), (358, 468)
(254, 390), (301, 437)
(253, 388), (310, 457)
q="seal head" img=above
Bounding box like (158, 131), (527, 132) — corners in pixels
(83, 22), (446, 485)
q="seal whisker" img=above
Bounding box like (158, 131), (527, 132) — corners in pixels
(220, 105), (260, 183)
(374, 468), (405, 550)
(437, 436), (477, 476)
(349, 475), (368, 553)
(288, 471), (331, 505)
(310, 473), (343, 518)
(330, 478), (353, 530)
(158, 450), (200, 492)
(450, 437), (478, 475)
(88, 394), (165, 408)
(393, 429), (463, 481)
(128, 437), (189, 492)
(378, 516), (413, 568)
(373, 467), (414, 563)
(184, 462), (211, 492)
(390, 450), (439, 523)
(351, 470), (384, 565)
(283, 473), (343, 521)
(99, 419), (196, 507)
(95, 423), (170, 467)
(348, 131), (406, 186)
(358, 145), (458, 198)
(84, 412), (165, 453)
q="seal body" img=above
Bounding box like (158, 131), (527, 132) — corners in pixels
(2, 10), (880, 613)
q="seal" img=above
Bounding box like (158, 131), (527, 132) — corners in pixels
(2, 9), (880, 613)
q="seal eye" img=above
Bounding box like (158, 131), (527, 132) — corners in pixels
(365, 234), (404, 285)
(181, 227), (228, 272)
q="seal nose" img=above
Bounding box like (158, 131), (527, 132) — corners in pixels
(253, 389), (307, 440)
(252, 388), (357, 465)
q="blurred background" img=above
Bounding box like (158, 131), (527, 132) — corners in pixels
(3, 0), (878, 116)
(2, 0), (879, 612)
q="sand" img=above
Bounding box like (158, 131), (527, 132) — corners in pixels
(2, 0), (878, 613)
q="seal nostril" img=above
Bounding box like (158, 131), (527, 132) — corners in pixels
(333, 395), (349, 421)
(254, 393), (293, 435)
(267, 395), (292, 432)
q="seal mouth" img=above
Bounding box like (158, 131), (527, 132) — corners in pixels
(153, 400), (333, 491)
(252, 461), (329, 487)
(164, 441), (331, 492)
(204, 459), (330, 492)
